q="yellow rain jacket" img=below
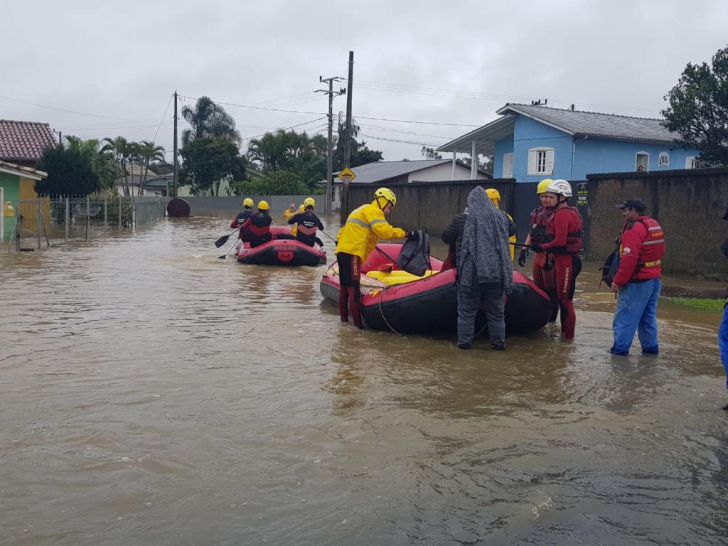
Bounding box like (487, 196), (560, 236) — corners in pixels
(335, 202), (406, 260)
(506, 212), (516, 260)
(283, 207), (301, 235)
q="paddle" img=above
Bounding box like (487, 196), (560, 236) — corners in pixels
(215, 229), (238, 248)
(218, 238), (239, 260)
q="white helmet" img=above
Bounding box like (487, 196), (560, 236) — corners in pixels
(546, 179), (572, 198)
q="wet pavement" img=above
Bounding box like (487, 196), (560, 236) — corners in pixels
(1, 215), (727, 545)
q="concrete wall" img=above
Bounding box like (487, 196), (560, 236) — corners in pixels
(585, 168), (728, 278)
(345, 179), (515, 234)
(184, 195), (311, 218)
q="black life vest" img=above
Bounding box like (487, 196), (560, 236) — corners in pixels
(293, 212), (322, 247)
(529, 207), (551, 246)
(246, 212), (272, 246)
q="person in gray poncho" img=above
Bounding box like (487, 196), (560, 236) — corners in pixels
(454, 186), (513, 350)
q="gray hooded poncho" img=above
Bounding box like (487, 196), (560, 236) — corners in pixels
(457, 186), (514, 294)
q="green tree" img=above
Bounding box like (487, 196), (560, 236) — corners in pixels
(138, 140), (166, 195)
(181, 96), (240, 146)
(421, 146), (442, 160)
(662, 43), (728, 166)
(181, 138), (246, 196)
(231, 171), (309, 196)
(65, 136), (117, 190)
(101, 136), (132, 195)
(247, 129), (327, 189)
(334, 114), (383, 168)
(35, 143), (101, 196)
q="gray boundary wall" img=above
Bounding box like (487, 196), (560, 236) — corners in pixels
(345, 180), (516, 235)
(184, 195), (311, 217)
(585, 168), (728, 278)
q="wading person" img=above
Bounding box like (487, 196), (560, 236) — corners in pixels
(335, 187), (410, 328)
(485, 188), (517, 260)
(530, 179), (583, 339)
(451, 186), (513, 351)
(609, 198), (665, 356)
(231, 197), (254, 229)
(720, 206), (728, 409)
(288, 197), (325, 247)
(519, 179), (558, 321)
(239, 200), (273, 248)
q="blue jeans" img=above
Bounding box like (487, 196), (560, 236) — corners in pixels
(610, 278), (661, 356)
(719, 304), (728, 389)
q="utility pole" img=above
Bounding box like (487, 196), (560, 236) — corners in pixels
(341, 51), (355, 223)
(173, 91), (178, 199)
(316, 76), (345, 216)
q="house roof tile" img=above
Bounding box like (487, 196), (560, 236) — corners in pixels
(498, 104), (678, 143)
(0, 120), (57, 161)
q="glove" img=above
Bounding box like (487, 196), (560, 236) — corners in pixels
(542, 258), (555, 272)
(530, 243), (543, 253)
(405, 230), (418, 240)
(518, 248), (528, 267)
(722, 238), (728, 258)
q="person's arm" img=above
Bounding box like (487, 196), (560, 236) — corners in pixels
(287, 213), (299, 225)
(507, 215), (517, 237)
(612, 223), (645, 287)
(239, 217), (251, 235)
(366, 208), (406, 239)
(231, 219), (239, 229)
(442, 215), (463, 244)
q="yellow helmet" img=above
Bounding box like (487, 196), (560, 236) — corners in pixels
(243, 198), (254, 208)
(298, 204), (305, 212)
(537, 179), (553, 194)
(257, 200), (270, 211)
(485, 188), (501, 208)
(304, 197), (315, 208)
(374, 187), (396, 208)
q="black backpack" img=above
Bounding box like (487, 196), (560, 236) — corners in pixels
(397, 230), (432, 277)
(600, 238), (621, 288)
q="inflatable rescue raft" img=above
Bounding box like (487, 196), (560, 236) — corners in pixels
(237, 226), (326, 266)
(320, 243), (552, 335)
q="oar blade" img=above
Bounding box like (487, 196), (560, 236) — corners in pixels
(214, 234), (230, 248)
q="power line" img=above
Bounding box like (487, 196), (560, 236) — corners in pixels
(152, 94), (174, 143)
(0, 93), (157, 122)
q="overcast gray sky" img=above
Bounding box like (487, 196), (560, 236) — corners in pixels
(3, 0), (727, 162)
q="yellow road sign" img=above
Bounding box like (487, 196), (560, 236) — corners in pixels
(337, 167), (356, 182)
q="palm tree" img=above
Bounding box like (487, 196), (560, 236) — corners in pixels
(102, 136), (132, 196)
(138, 141), (165, 196)
(66, 136), (117, 191)
(181, 96), (240, 146)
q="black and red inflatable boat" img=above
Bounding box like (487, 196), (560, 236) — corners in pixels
(237, 226), (326, 266)
(320, 243), (552, 335)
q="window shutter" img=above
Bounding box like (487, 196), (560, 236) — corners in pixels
(545, 150), (554, 174)
(527, 150), (537, 175)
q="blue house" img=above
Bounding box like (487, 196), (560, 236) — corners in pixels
(438, 103), (700, 182)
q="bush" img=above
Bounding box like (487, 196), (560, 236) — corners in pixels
(35, 144), (101, 196)
(231, 171), (308, 196)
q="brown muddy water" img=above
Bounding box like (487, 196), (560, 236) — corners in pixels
(1, 215), (727, 546)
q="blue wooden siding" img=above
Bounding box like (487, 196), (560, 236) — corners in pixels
(573, 138), (698, 179)
(512, 116), (573, 183)
(493, 137), (513, 178)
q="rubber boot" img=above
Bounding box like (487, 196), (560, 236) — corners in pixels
(546, 288), (559, 322)
(338, 286), (349, 322)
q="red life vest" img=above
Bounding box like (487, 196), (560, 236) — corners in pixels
(529, 206), (552, 246)
(621, 217), (665, 281)
(544, 206), (583, 254)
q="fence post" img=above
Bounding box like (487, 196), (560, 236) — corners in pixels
(65, 197), (69, 243)
(104, 197), (108, 229)
(37, 200), (42, 250)
(118, 195), (122, 230)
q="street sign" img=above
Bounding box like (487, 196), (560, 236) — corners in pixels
(337, 167), (356, 182)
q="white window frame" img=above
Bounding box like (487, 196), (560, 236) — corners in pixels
(527, 147), (554, 176)
(658, 152), (669, 167)
(502, 152), (514, 178)
(635, 152), (649, 172)
(685, 156), (697, 169)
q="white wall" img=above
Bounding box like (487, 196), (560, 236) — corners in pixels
(408, 163), (487, 182)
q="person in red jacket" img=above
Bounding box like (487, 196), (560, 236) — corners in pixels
(530, 179), (583, 339)
(609, 198), (665, 356)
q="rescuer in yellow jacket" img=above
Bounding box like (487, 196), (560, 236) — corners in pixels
(486, 188), (517, 260)
(335, 187), (410, 328)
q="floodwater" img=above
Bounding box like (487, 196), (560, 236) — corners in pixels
(1, 215), (727, 546)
